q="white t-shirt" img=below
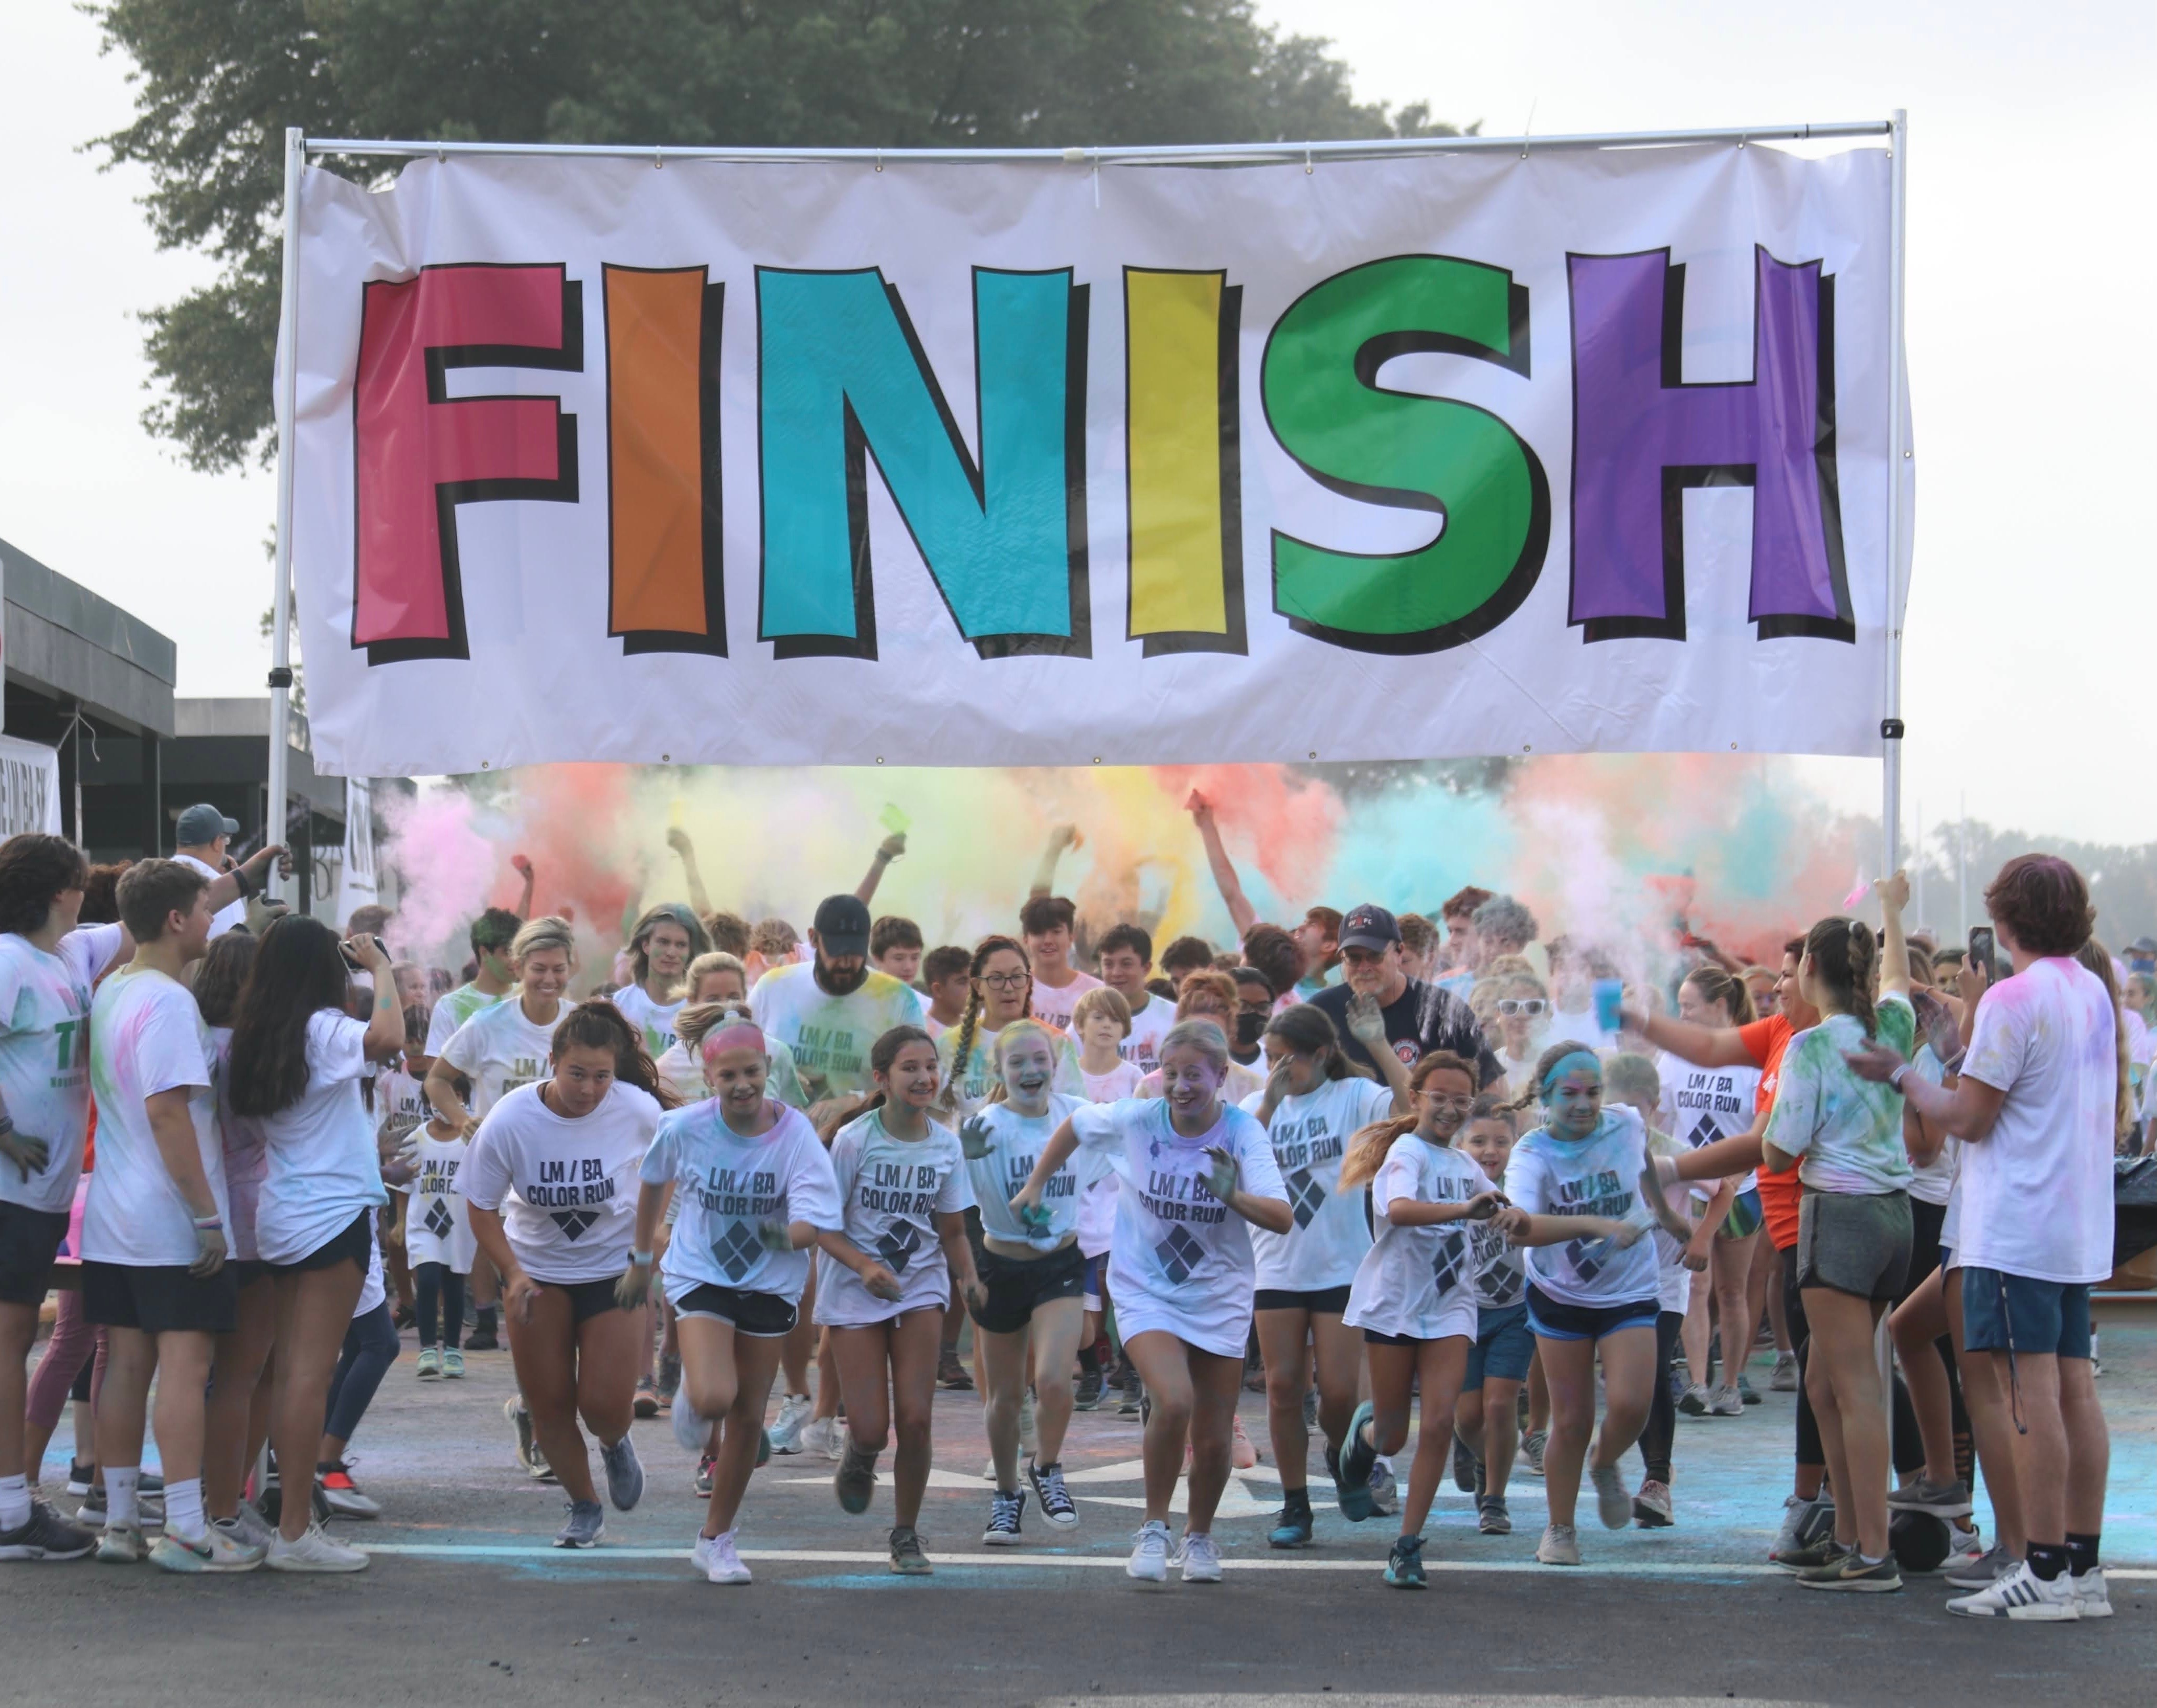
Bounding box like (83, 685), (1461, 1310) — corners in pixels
(1466, 1186), (1528, 1310)
(462, 1081), (661, 1283)
(1066, 1096), (1288, 1358)
(1243, 1074), (1395, 1294)
(355, 1232), (386, 1317)
(0, 923), (122, 1213)
(1139, 1057), (1267, 1108)
(1956, 957), (2118, 1285)
(376, 1065), (430, 1151)
(815, 1109), (972, 1326)
(174, 853), (244, 940)
(208, 1025), (268, 1262)
(962, 1093), (1091, 1250)
(1118, 993), (1177, 1077)
(425, 982), (506, 1055)
(1343, 1133), (1489, 1341)
(253, 1010), (388, 1265)
(748, 963), (926, 1104)
(641, 1099), (842, 1305)
(82, 966), (227, 1267)
(1074, 1064), (1140, 1257)
(1504, 1106), (1658, 1308)
(439, 997), (559, 1121)
(654, 1032), (808, 1110)
(612, 983), (686, 1059)
(397, 1128), (477, 1271)
(937, 1017), (1085, 1119)
(1658, 1057), (1764, 1199)
(1904, 1046), (1958, 1207)
(1029, 968), (1103, 1035)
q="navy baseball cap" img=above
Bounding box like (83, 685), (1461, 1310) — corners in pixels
(176, 802), (239, 844)
(1337, 904), (1402, 953)
(812, 894), (872, 957)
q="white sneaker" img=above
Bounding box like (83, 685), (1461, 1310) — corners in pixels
(692, 1529), (752, 1584)
(795, 1417), (839, 1461)
(1176, 1531), (1223, 1583)
(672, 1392), (713, 1456)
(216, 1505), (277, 1551)
(1945, 1560), (2077, 1621)
(149, 1526), (265, 1574)
(1536, 1523), (1580, 1566)
(2070, 1568), (2113, 1620)
(265, 1522), (369, 1574)
(1708, 1385), (1746, 1418)
(767, 1393), (814, 1454)
(1591, 1462), (1631, 1530)
(1127, 1519), (1171, 1582)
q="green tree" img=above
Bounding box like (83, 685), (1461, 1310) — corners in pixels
(89, 0), (1456, 473)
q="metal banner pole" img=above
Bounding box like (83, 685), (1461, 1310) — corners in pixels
(266, 127), (304, 899)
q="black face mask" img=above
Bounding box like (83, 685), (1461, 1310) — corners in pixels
(1235, 1011), (1267, 1048)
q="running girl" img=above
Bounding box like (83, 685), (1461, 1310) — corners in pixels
(1336, 1050), (1519, 1587)
(958, 1021), (1093, 1545)
(1501, 1043), (1656, 1567)
(1451, 1095), (1531, 1536)
(1070, 986), (1142, 1416)
(1246, 999), (1413, 1549)
(614, 905), (712, 1059)
(622, 1009), (842, 1586)
(817, 1027), (982, 1575)
(1013, 1020), (1291, 1585)
(462, 1002), (669, 1548)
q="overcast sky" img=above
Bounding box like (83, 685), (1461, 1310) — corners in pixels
(0, 2), (2150, 843)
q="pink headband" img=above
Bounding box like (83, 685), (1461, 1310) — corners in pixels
(700, 1022), (766, 1061)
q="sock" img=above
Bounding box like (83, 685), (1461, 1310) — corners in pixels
(0, 1473), (30, 1530)
(163, 1477), (206, 1542)
(104, 1466), (140, 1530)
(1076, 1343), (1100, 1375)
(2065, 1531), (2101, 1577)
(475, 1307), (497, 1332)
(2025, 1541), (2069, 1582)
(1857, 1552), (1885, 1567)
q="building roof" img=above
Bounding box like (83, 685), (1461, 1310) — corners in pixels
(2, 535), (176, 737)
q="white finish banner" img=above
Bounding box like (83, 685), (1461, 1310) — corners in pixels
(0, 736), (61, 839)
(287, 142), (1905, 776)
(334, 776), (378, 925)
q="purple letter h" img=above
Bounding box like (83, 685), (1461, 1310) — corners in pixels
(1567, 248), (1852, 643)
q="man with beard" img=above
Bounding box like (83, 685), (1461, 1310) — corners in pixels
(1307, 905), (1503, 1088)
(749, 895), (927, 1123)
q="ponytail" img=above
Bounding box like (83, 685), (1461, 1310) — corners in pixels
(1803, 918), (1879, 1039)
(1505, 1039), (1600, 1113)
(1680, 964), (1757, 1026)
(551, 999), (681, 1110)
(1262, 1002), (1372, 1083)
(1339, 1050), (1479, 1189)
(2073, 940), (2137, 1145)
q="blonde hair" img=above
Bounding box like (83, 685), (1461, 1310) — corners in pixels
(675, 1000), (759, 1057)
(1339, 1051), (1479, 1190)
(1601, 1051), (1662, 1108)
(985, 1018), (1061, 1106)
(1157, 1019), (1230, 1077)
(511, 915), (577, 965)
(2072, 940), (2136, 1146)
(685, 951), (749, 999)
(1070, 984), (1132, 1037)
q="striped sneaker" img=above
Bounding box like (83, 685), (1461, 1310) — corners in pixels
(1945, 1560), (2077, 1621)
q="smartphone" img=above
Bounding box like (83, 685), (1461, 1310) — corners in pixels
(1967, 927), (1995, 983)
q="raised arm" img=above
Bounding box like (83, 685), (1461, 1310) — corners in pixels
(666, 828), (713, 919)
(1624, 1001), (1759, 1071)
(1876, 870), (1911, 998)
(352, 935), (405, 1061)
(1028, 824), (1079, 900)
(203, 842), (287, 922)
(1185, 793), (1257, 937)
(510, 854), (536, 920)
(854, 832), (906, 904)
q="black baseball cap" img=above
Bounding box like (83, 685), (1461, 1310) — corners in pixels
(1337, 904), (1402, 953)
(812, 894), (872, 958)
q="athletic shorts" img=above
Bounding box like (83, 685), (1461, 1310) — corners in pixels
(1795, 1189), (1912, 1303)
(265, 1210), (374, 1275)
(674, 1282), (797, 1338)
(1081, 1251), (1109, 1313)
(1959, 1266), (2093, 1361)
(1254, 1284), (1352, 1315)
(0, 1202), (69, 1307)
(231, 1259), (273, 1290)
(82, 1259), (237, 1336)
(968, 1240), (1086, 1336)
(537, 1275), (624, 1325)
(1525, 1282), (1658, 1343)
(1720, 1187), (1765, 1240)
(1464, 1301), (1534, 1387)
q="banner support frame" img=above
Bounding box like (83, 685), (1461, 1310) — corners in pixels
(267, 125), (304, 899)
(1880, 109), (1910, 883)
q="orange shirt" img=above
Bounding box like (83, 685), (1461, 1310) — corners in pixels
(1740, 1015), (1800, 1249)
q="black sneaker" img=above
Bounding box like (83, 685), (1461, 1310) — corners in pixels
(463, 1327), (500, 1352)
(1268, 1489), (1314, 1549)
(936, 1347), (975, 1391)
(1452, 1434), (1476, 1492)
(982, 1487), (1026, 1546)
(1384, 1533), (1428, 1589)
(0, 1500), (97, 1561)
(834, 1440), (879, 1514)
(1118, 1371), (1144, 1416)
(1027, 1460), (1078, 1530)
(1773, 1535), (1850, 1575)
(1073, 1367), (1104, 1411)
(1797, 1551), (1902, 1593)
(64, 1461), (96, 1501)
(1335, 1402), (1377, 1522)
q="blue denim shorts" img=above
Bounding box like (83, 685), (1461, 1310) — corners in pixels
(1959, 1266), (2093, 1361)
(1464, 1302), (1534, 1388)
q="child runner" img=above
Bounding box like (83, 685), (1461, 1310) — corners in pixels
(613, 905), (712, 1059)
(1246, 999), (1413, 1548)
(394, 1080), (476, 1382)
(1452, 1095), (1531, 1535)
(817, 1027), (981, 1575)
(1336, 1050), (1518, 1587)
(623, 1009), (842, 1586)
(1071, 987), (1143, 1411)
(1501, 1042), (1656, 1567)
(920, 946), (973, 1042)
(958, 1021), (1093, 1545)
(462, 1002), (669, 1548)
(1014, 1021), (1291, 1585)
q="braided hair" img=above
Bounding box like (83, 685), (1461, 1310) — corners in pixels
(1503, 1038), (1603, 1114)
(1802, 917), (1880, 1039)
(938, 935), (1031, 1116)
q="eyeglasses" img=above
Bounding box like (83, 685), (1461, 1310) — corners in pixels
(1496, 998), (1548, 1017)
(978, 971), (1030, 989)
(1421, 1092), (1476, 1112)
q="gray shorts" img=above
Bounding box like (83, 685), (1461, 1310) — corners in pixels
(1796, 1189), (1912, 1303)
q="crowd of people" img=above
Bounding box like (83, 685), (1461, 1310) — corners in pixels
(0, 801), (2136, 1621)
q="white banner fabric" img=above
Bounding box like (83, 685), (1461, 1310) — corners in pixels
(0, 736), (61, 839)
(334, 776), (378, 925)
(288, 143), (1906, 776)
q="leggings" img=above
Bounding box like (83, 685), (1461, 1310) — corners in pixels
(1639, 1309), (1685, 1486)
(414, 1263), (467, 1350)
(25, 1288), (104, 1432)
(1785, 1247), (1925, 1478)
(324, 1302), (399, 1448)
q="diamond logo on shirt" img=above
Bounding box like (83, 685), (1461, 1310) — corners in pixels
(712, 1220), (761, 1281)
(423, 1200), (455, 1241)
(1431, 1231), (1469, 1297)
(1564, 1235), (1607, 1284)
(1688, 1113), (1720, 1151)
(1154, 1224), (1204, 1285)
(1284, 1168), (1327, 1230)
(876, 1224), (923, 1275)
(551, 1208), (598, 1241)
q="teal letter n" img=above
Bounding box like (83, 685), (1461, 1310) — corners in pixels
(757, 267), (1090, 659)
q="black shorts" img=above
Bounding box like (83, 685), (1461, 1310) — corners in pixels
(538, 1275), (624, 1325)
(231, 1259), (273, 1290)
(266, 1211), (374, 1275)
(82, 1259), (238, 1336)
(1524, 1282), (1658, 1343)
(969, 1240), (1086, 1335)
(1255, 1285), (1352, 1315)
(0, 1202), (70, 1307)
(674, 1283), (797, 1338)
